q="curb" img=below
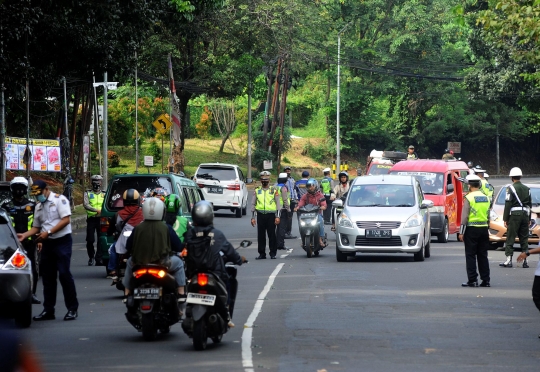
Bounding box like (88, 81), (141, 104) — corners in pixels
(71, 215), (87, 230)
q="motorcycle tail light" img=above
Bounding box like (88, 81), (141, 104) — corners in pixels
(100, 217), (110, 233)
(11, 253), (27, 268)
(197, 273), (208, 286)
(148, 268), (166, 278)
(134, 269), (147, 278)
(141, 305), (151, 311)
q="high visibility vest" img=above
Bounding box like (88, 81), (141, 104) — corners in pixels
(320, 177), (332, 195)
(276, 183), (290, 208)
(480, 179), (493, 200)
(3, 200), (35, 239)
(86, 191), (105, 217)
(172, 216), (188, 243)
(465, 190), (489, 227)
(255, 186), (277, 212)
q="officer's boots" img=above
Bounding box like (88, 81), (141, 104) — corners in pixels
(499, 255), (513, 268)
(523, 258), (529, 268)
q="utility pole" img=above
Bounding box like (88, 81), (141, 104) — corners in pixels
(247, 80), (252, 178)
(62, 77), (74, 208)
(92, 73), (102, 176)
(268, 58), (282, 152)
(336, 22), (353, 173)
(135, 51), (139, 173)
(276, 65), (289, 173)
(103, 72), (108, 189)
(0, 84), (5, 181)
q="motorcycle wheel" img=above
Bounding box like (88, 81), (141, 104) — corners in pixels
(304, 235), (312, 258)
(211, 334), (223, 344)
(160, 326), (171, 334)
(193, 318), (208, 350)
(141, 313), (157, 341)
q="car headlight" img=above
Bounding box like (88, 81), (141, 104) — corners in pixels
(338, 212), (353, 228)
(489, 209), (499, 222)
(428, 206), (445, 214)
(404, 213), (422, 228)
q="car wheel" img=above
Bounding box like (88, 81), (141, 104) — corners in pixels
(14, 296), (32, 328)
(424, 234), (431, 258)
(336, 243), (348, 262)
(437, 218), (449, 243)
(235, 207), (242, 218)
(414, 244), (425, 262)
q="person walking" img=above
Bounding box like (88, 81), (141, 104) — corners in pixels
(500, 167), (531, 268)
(283, 166), (297, 239)
(457, 174), (491, 287)
(250, 171), (281, 260)
(407, 145), (418, 160)
(83, 175), (105, 266)
(320, 168), (334, 224)
(275, 173), (291, 251)
(18, 180), (79, 321)
(1, 177), (40, 304)
(516, 247), (540, 338)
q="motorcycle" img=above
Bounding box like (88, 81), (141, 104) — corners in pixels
(181, 240), (251, 351)
(298, 204), (327, 258)
(124, 260), (182, 341)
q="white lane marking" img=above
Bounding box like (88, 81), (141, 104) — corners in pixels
(280, 248), (293, 258)
(242, 263), (284, 370)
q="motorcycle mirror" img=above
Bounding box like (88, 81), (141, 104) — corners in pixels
(240, 240), (252, 248)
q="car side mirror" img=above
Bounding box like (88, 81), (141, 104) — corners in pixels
(420, 200), (434, 209)
(447, 184), (454, 193)
(245, 178), (253, 184)
(240, 240), (252, 248)
(332, 200), (343, 208)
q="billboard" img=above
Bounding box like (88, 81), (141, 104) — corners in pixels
(4, 137), (62, 172)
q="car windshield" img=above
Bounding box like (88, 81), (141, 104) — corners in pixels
(368, 164), (392, 175)
(389, 171), (445, 195)
(196, 166), (237, 181)
(348, 184), (415, 207)
(106, 176), (173, 211)
(495, 186), (540, 206)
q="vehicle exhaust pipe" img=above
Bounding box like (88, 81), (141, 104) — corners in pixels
(209, 314), (218, 324)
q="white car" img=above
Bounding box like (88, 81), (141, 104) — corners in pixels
(193, 163), (251, 218)
(333, 175), (433, 262)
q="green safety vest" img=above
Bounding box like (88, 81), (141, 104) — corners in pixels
(86, 191), (105, 217)
(320, 177), (332, 195)
(480, 179), (493, 200)
(172, 216), (188, 243)
(465, 190), (489, 227)
(255, 186), (277, 211)
(276, 183), (290, 208)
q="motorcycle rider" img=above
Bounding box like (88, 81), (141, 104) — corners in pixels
(275, 173), (291, 250)
(330, 171), (350, 231)
(184, 200), (247, 327)
(164, 194), (189, 243)
(1, 177), (40, 304)
(123, 198), (186, 300)
(294, 178), (327, 248)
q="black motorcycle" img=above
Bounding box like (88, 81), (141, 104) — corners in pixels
(182, 240), (251, 350)
(298, 204), (327, 258)
(124, 262), (181, 341)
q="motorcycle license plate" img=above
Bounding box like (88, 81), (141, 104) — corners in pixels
(301, 213), (317, 218)
(187, 293), (216, 306)
(133, 287), (161, 299)
(366, 229), (392, 238)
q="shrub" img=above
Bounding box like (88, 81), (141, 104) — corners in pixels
(107, 150), (120, 167)
(147, 138), (161, 162)
(195, 106), (213, 139)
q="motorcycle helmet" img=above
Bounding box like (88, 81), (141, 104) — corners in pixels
(10, 177), (29, 198)
(306, 178), (319, 194)
(122, 188), (140, 206)
(338, 171), (349, 183)
(192, 200), (214, 227)
(467, 161), (473, 168)
(277, 172), (288, 184)
(142, 197), (166, 221)
(90, 175), (103, 191)
(165, 194), (181, 214)
(151, 187), (168, 202)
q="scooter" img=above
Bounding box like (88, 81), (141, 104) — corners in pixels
(182, 240), (251, 351)
(124, 261), (181, 341)
(298, 204), (327, 258)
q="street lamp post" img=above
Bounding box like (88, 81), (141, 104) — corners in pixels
(336, 22), (353, 174)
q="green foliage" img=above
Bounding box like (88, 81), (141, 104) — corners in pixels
(195, 106), (213, 139)
(302, 140), (332, 163)
(107, 150), (121, 168)
(252, 113), (292, 172)
(147, 138), (162, 162)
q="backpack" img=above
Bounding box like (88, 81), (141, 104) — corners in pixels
(185, 229), (216, 274)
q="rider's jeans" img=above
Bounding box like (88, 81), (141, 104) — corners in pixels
(318, 215), (324, 237)
(123, 255), (186, 290)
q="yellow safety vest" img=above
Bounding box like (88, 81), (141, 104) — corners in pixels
(276, 184), (290, 208)
(87, 191), (105, 217)
(465, 190), (489, 227)
(480, 179), (493, 200)
(255, 186), (277, 212)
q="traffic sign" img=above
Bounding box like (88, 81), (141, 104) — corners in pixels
(447, 142), (461, 154)
(144, 156), (154, 167)
(152, 114), (172, 134)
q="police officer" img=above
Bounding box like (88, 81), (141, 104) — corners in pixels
(320, 168), (334, 224)
(473, 166), (494, 207)
(283, 166), (297, 239)
(83, 175), (105, 266)
(18, 180), (79, 321)
(458, 174), (491, 287)
(407, 145), (418, 160)
(250, 171), (281, 260)
(500, 167), (531, 268)
(275, 172), (291, 251)
(1, 177), (40, 304)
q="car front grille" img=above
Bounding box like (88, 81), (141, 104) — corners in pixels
(355, 236), (403, 246)
(356, 221), (401, 229)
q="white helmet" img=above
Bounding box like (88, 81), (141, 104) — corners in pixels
(509, 167), (522, 177)
(323, 167), (331, 173)
(142, 197), (166, 221)
(484, 173), (489, 179)
(10, 177), (29, 187)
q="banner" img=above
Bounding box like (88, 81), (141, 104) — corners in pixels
(168, 54), (182, 146)
(4, 137), (62, 172)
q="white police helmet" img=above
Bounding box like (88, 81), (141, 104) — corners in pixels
(323, 167), (331, 173)
(509, 167), (522, 177)
(10, 177), (29, 187)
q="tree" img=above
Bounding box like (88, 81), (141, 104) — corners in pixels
(208, 100), (237, 154)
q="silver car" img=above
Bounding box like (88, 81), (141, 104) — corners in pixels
(333, 175), (433, 262)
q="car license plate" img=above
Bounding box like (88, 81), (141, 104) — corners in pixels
(187, 293), (216, 306)
(207, 186), (223, 194)
(133, 287), (161, 299)
(366, 229), (392, 238)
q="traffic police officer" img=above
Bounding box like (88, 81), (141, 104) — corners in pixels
(250, 171), (281, 260)
(275, 172), (291, 251)
(500, 167), (531, 268)
(1, 177), (40, 304)
(18, 180), (79, 321)
(320, 168), (334, 224)
(83, 175), (105, 266)
(473, 166), (494, 206)
(458, 174), (491, 287)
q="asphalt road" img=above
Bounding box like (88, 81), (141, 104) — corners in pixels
(16, 178), (540, 372)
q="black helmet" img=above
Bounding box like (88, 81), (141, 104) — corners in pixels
(338, 171), (349, 183)
(192, 200), (214, 227)
(306, 178), (319, 194)
(122, 189), (140, 206)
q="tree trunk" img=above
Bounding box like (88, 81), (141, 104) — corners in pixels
(219, 133), (229, 153)
(171, 90), (192, 173)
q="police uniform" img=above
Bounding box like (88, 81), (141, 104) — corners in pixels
(460, 186), (490, 286)
(501, 180), (531, 265)
(251, 183), (281, 259)
(320, 170), (334, 224)
(33, 192), (79, 315)
(83, 188), (105, 264)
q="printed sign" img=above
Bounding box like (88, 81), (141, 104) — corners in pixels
(447, 142), (461, 154)
(4, 137), (61, 172)
(144, 156), (154, 167)
(263, 160), (273, 170)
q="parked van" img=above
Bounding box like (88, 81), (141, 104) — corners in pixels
(365, 150), (407, 175)
(389, 160), (471, 242)
(98, 173), (203, 268)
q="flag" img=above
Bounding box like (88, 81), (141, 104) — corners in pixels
(168, 54), (181, 146)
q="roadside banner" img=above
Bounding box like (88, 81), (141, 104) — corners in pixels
(4, 136), (61, 172)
